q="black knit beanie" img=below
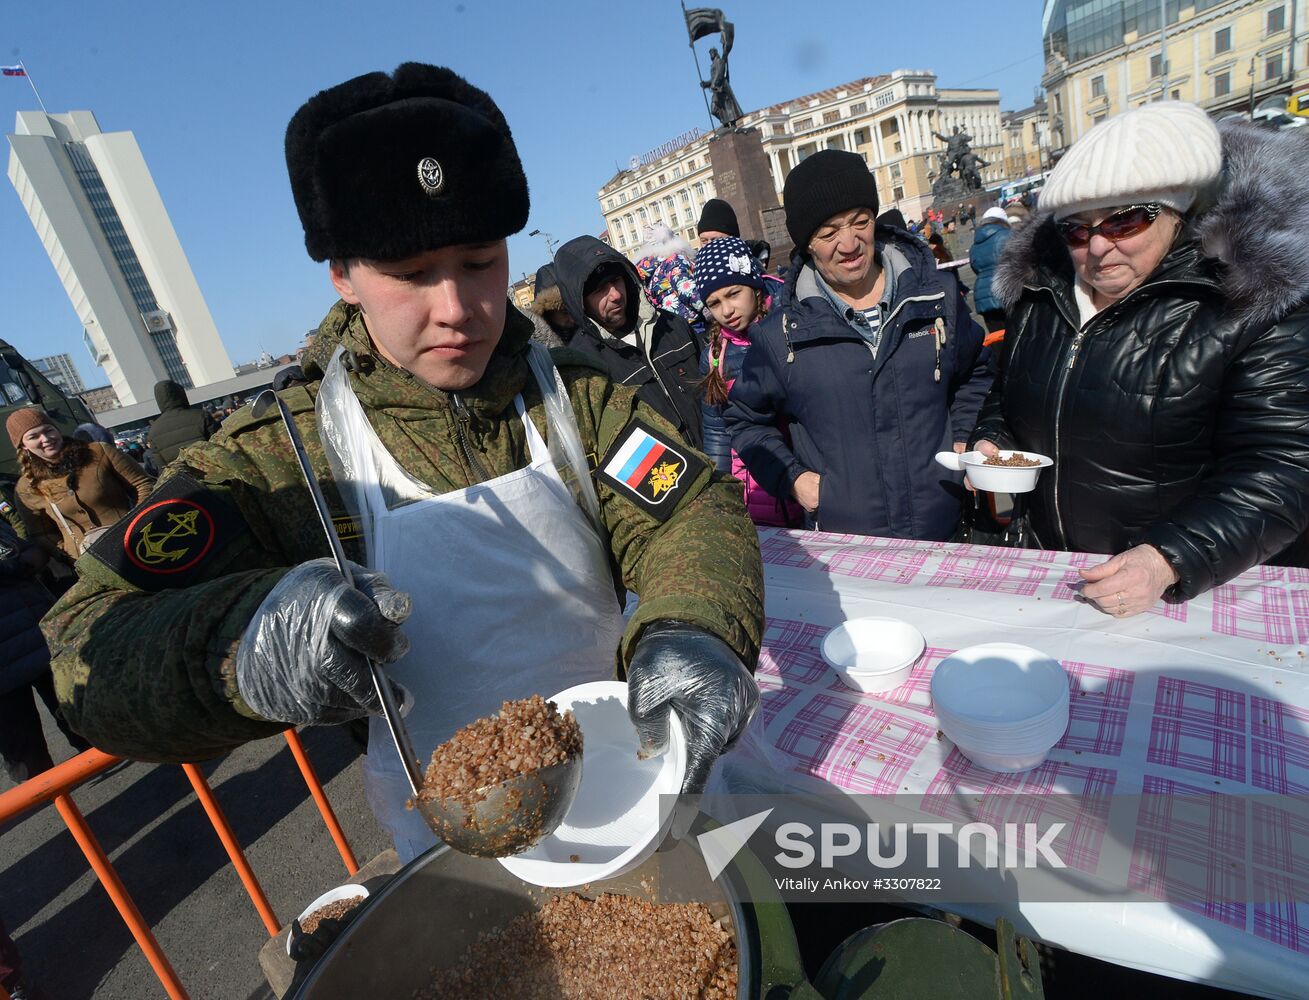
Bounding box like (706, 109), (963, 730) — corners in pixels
(696, 198), (740, 237)
(783, 149), (880, 250)
(285, 63), (529, 262)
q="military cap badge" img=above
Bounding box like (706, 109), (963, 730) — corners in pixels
(417, 157), (445, 196)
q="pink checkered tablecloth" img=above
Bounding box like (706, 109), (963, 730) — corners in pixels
(744, 528), (1309, 998)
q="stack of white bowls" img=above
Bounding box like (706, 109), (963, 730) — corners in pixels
(929, 642), (1070, 773)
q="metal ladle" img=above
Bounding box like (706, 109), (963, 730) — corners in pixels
(251, 390), (581, 857)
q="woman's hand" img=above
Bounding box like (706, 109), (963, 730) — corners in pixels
(965, 440), (999, 492)
(1078, 544), (1179, 618)
(792, 471), (821, 512)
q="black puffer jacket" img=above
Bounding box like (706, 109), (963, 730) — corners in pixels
(147, 380), (217, 467)
(972, 120), (1309, 600)
(554, 236), (704, 447)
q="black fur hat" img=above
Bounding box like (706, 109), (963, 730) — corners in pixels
(285, 62), (529, 262)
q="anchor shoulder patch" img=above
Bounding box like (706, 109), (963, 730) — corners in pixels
(86, 469), (246, 591)
(596, 419), (706, 523)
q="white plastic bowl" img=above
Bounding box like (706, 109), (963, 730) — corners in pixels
(499, 680), (687, 888)
(287, 884), (369, 954)
(936, 450), (1052, 494)
(930, 643), (1070, 773)
(821, 617), (926, 693)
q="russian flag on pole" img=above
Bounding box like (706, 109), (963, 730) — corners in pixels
(2, 66), (27, 77)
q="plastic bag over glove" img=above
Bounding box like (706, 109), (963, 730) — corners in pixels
(235, 557), (412, 726)
(627, 621), (759, 795)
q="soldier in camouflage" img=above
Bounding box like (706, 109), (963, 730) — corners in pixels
(42, 63), (763, 858)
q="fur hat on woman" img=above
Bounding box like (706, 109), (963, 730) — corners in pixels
(1039, 101), (1222, 220)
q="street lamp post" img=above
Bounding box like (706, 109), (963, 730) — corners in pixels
(528, 229), (558, 257)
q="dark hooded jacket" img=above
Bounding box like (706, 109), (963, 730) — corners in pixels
(147, 380), (217, 467)
(970, 120), (1309, 599)
(553, 236), (703, 447)
(725, 227), (992, 539)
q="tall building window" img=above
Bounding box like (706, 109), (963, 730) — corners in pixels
(1213, 71), (1231, 97)
(1053, 92), (1062, 113)
(892, 186), (904, 202)
(1265, 53), (1284, 79)
(793, 117), (813, 131)
(1213, 25), (1232, 53)
(1090, 75), (1106, 98)
(1149, 53), (1163, 77)
(1267, 5), (1286, 34)
(849, 101), (867, 115)
(823, 109), (840, 124)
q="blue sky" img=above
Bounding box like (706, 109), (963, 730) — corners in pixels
(2, 0), (1045, 384)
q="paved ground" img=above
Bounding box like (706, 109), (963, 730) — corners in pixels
(1, 703), (388, 1000)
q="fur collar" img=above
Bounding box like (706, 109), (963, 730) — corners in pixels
(994, 120), (1309, 328)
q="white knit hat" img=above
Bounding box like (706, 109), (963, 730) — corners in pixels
(1040, 101), (1222, 220)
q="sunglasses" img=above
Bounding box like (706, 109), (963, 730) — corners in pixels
(1056, 204), (1162, 247)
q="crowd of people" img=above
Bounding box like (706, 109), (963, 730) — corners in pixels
(1, 66), (1306, 998)
(516, 99), (1308, 620)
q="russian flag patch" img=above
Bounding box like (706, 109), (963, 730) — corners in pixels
(598, 419), (706, 522)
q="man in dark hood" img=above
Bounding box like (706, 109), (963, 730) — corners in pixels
(146, 379), (218, 467)
(553, 235), (703, 447)
(527, 262), (579, 344)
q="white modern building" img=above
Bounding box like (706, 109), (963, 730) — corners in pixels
(30, 352), (86, 395)
(7, 110), (233, 407)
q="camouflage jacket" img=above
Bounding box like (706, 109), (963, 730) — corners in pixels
(42, 302), (764, 762)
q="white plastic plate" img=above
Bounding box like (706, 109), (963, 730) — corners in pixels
(499, 680), (687, 888)
(287, 884), (369, 954)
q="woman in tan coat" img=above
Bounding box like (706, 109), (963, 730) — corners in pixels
(7, 408), (153, 561)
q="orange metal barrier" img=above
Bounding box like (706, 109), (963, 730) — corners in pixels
(0, 729), (359, 999)
(0, 749), (189, 999)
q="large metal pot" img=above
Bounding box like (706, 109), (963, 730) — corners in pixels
(290, 834), (820, 999)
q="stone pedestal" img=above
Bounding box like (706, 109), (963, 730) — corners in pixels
(706, 127), (780, 246)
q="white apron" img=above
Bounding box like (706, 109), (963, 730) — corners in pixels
(316, 345), (625, 861)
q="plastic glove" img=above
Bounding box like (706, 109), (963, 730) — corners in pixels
(235, 558), (412, 726)
(627, 621), (759, 796)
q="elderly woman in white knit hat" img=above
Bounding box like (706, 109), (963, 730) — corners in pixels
(970, 101), (1309, 617)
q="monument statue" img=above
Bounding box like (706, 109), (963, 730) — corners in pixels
(703, 47), (743, 128)
(685, 6), (743, 129)
(930, 125), (987, 199)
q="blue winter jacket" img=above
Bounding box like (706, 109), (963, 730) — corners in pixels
(968, 220), (1012, 314)
(725, 231), (993, 539)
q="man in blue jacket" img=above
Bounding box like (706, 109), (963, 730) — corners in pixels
(725, 150), (992, 539)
